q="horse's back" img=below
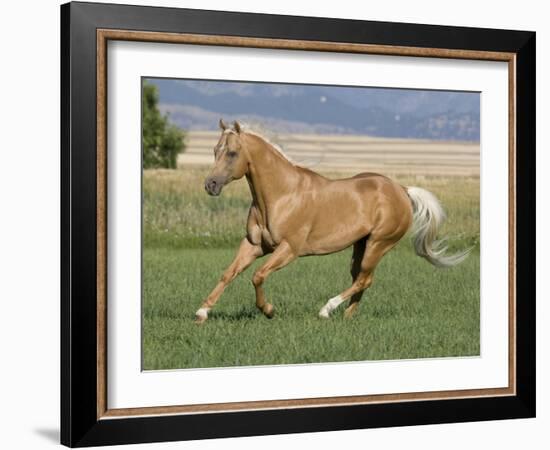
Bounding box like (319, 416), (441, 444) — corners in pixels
(351, 171), (387, 180)
(356, 172), (408, 196)
(334, 172), (407, 198)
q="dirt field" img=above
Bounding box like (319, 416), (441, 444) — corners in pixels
(178, 131), (480, 177)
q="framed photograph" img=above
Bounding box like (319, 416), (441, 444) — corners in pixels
(60, 1), (535, 447)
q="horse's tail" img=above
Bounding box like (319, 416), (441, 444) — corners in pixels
(406, 186), (470, 268)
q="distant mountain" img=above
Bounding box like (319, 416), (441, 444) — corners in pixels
(327, 88), (479, 116)
(149, 79), (479, 141)
(159, 104), (355, 135)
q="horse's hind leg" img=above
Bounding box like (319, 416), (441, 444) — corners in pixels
(344, 238), (367, 319)
(319, 238), (396, 319)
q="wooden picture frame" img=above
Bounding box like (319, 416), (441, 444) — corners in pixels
(61, 1), (535, 447)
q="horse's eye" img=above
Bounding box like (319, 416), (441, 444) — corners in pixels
(227, 151), (238, 158)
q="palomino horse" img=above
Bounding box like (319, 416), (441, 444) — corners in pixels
(195, 120), (469, 323)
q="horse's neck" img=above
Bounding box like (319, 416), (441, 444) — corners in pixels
(245, 137), (301, 221)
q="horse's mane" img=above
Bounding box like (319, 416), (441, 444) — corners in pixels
(226, 124), (299, 167)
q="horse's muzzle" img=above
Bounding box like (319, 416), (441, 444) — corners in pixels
(204, 176), (225, 196)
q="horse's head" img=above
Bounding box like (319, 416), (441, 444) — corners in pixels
(205, 119), (249, 196)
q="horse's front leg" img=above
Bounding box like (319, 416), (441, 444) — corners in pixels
(195, 238), (263, 324)
(252, 241), (297, 318)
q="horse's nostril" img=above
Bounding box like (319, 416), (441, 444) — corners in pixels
(205, 178), (220, 194)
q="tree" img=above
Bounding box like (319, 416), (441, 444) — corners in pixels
(142, 81), (185, 169)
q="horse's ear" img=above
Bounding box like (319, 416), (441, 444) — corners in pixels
(219, 118), (228, 131)
(233, 121), (242, 134)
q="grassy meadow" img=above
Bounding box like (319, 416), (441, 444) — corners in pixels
(142, 168), (480, 370)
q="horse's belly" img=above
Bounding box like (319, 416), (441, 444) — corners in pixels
(304, 220), (369, 255)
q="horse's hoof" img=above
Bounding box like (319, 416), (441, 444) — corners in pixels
(343, 305), (358, 319)
(318, 307), (330, 319)
(263, 304), (275, 319)
(195, 308), (209, 324)
(194, 315), (207, 325)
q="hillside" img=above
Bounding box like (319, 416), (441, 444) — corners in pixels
(150, 79), (480, 141)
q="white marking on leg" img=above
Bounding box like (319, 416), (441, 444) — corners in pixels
(319, 295), (345, 318)
(196, 307), (210, 320)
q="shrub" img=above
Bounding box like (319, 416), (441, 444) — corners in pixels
(142, 81), (185, 168)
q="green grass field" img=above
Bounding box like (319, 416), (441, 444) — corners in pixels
(142, 168), (480, 370)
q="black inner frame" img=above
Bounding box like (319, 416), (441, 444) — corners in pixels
(61, 2), (535, 447)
